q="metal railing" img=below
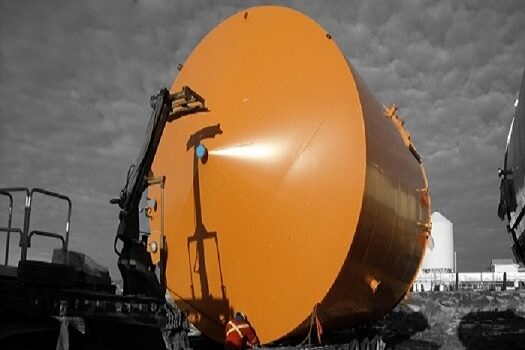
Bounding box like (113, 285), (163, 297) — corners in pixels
(0, 189), (14, 265)
(28, 188), (72, 252)
(0, 187), (71, 265)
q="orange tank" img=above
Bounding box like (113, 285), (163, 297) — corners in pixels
(148, 6), (431, 344)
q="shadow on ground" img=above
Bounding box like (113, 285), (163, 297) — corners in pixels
(379, 309), (440, 350)
(189, 335), (223, 350)
(190, 309), (439, 349)
(458, 310), (525, 350)
(189, 292), (525, 349)
(286, 309), (439, 349)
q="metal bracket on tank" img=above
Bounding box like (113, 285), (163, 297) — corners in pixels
(168, 86), (208, 121)
(417, 222), (431, 231)
(146, 176), (166, 266)
(417, 187), (431, 209)
(384, 105), (422, 163)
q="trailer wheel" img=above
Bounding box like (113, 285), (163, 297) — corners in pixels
(361, 337), (370, 350)
(370, 335), (384, 350)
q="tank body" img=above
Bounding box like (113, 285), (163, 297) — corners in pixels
(148, 6), (431, 344)
(499, 66), (525, 262)
(423, 212), (454, 272)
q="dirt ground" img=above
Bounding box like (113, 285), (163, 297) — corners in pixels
(191, 291), (525, 349)
(321, 291), (525, 349)
(382, 290), (525, 349)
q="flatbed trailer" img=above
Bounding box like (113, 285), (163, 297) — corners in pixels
(0, 86), (204, 350)
(0, 187), (179, 350)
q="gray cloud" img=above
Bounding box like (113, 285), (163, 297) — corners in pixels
(1, 0), (524, 275)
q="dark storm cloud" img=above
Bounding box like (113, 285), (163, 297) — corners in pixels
(1, 0), (524, 275)
(266, 0), (524, 270)
(0, 0), (243, 270)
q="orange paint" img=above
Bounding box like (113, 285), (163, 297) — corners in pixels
(149, 6), (431, 344)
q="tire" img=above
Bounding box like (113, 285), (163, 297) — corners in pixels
(350, 339), (360, 350)
(360, 337), (370, 350)
(370, 335), (381, 350)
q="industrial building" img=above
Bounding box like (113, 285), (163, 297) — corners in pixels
(490, 258), (519, 273)
(414, 213), (523, 291)
(421, 212), (454, 273)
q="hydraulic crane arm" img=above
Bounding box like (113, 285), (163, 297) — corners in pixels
(111, 86), (206, 297)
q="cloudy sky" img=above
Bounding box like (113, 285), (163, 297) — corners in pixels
(1, 0), (524, 278)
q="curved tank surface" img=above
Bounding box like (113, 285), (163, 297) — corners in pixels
(148, 6), (431, 344)
(499, 65), (525, 263)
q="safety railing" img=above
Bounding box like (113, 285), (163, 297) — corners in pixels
(0, 190), (15, 265)
(27, 188), (71, 252)
(0, 187), (71, 265)
(0, 187), (30, 264)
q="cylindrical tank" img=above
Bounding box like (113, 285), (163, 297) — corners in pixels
(423, 212), (454, 272)
(499, 66), (525, 262)
(149, 6), (431, 344)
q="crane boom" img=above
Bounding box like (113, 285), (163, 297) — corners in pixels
(111, 87), (206, 297)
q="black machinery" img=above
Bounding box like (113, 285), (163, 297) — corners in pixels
(0, 86), (206, 350)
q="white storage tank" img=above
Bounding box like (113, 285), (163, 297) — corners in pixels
(423, 212), (454, 272)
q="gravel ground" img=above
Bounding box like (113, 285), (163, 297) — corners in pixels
(386, 291), (525, 349)
(190, 291), (525, 349)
